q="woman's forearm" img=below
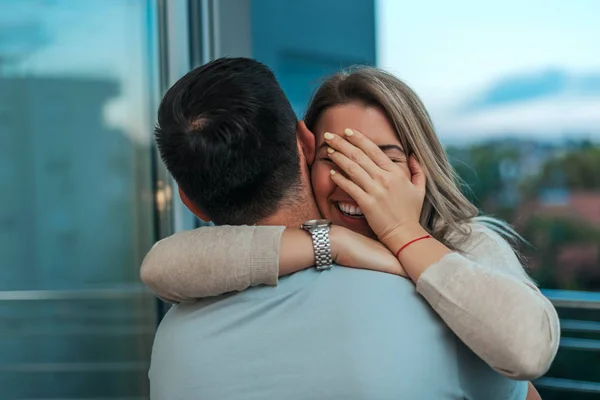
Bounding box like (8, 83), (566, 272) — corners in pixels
(427, 227), (558, 379)
(382, 222), (451, 282)
(385, 223), (560, 380)
(418, 256), (559, 380)
(140, 223), (405, 303)
(140, 225), (285, 302)
(140, 225), (325, 302)
(278, 228), (318, 275)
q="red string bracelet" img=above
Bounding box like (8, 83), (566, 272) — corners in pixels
(395, 234), (432, 259)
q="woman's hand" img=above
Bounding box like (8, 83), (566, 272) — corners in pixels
(323, 129), (427, 248)
(330, 225), (408, 278)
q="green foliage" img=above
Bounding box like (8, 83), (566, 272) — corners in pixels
(531, 144), (600, 192)
(448, 140), (600, 290)
(448, 144), (518, 208)
(450, 140), (600, 394)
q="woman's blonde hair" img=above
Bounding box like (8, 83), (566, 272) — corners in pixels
(304, 66), (519, 251)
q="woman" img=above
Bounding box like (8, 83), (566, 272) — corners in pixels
(141, 67), (560, 382)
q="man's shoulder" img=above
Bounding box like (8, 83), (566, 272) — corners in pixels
(157, 266), (420, 325)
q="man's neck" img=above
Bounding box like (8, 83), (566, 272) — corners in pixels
(257, 190), (320, 228)
(259, 207), (320, 228)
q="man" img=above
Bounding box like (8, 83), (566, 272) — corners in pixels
(148, 57), (530, 399)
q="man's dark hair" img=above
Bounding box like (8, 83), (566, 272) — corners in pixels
(155, 57), (300, 225)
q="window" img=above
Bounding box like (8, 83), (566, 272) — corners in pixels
(378, 0), (600, 397)
(0, 0), (158, 397)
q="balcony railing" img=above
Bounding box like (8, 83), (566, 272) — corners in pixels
(1, 287), (599, 397)
(0, 285), (155, 399)
(536, 290), (600, 396)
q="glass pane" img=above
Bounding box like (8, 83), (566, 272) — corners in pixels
(208, 0), (376, 117)
(251, 0), (376, 116)
(378, 1), (600, 398)
(378, 0), (600, 293)
(0, 0), (157, 398)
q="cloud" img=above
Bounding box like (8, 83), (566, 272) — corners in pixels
(437, 95), (600, 141)
(463, 69), (600, 111)
(430, 68), (600, 142)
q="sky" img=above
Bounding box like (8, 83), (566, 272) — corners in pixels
(376, 0), (600, 142)
(2, 0), (599, 145)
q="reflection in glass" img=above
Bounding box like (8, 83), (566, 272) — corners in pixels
(0, 0), (156, 398)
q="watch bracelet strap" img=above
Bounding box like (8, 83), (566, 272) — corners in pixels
(312, 226), (333, 270)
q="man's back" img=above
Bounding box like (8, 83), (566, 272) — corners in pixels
(150, 267), (526, 399)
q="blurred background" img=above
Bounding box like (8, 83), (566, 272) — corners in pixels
(0, 0), (598, 398)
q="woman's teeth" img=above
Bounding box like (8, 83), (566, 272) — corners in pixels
(337, 202), (364, 217)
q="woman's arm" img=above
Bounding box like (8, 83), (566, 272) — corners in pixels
(141, 225), (406, 303)
(141, 225), (284, 303)
(399, 224), (560, 380)
(322, 130), (559, 381)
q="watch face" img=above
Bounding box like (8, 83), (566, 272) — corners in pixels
(302, 219), (332, 229)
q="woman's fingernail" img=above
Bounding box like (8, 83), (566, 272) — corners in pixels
(327, 147), (335, 154)
(324, 132), (334, 140)
(330, 169), (336, 176)
(344, 128), (354, 136)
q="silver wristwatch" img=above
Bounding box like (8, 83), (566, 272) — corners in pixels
(301, 219), (333, 270)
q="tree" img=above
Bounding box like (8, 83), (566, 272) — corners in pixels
(448, 143), (519, 218)
(526, 145), (600, 193)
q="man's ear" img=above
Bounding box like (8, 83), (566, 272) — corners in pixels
(179, 187), (210, 222)
(297, 120), (315, 165)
